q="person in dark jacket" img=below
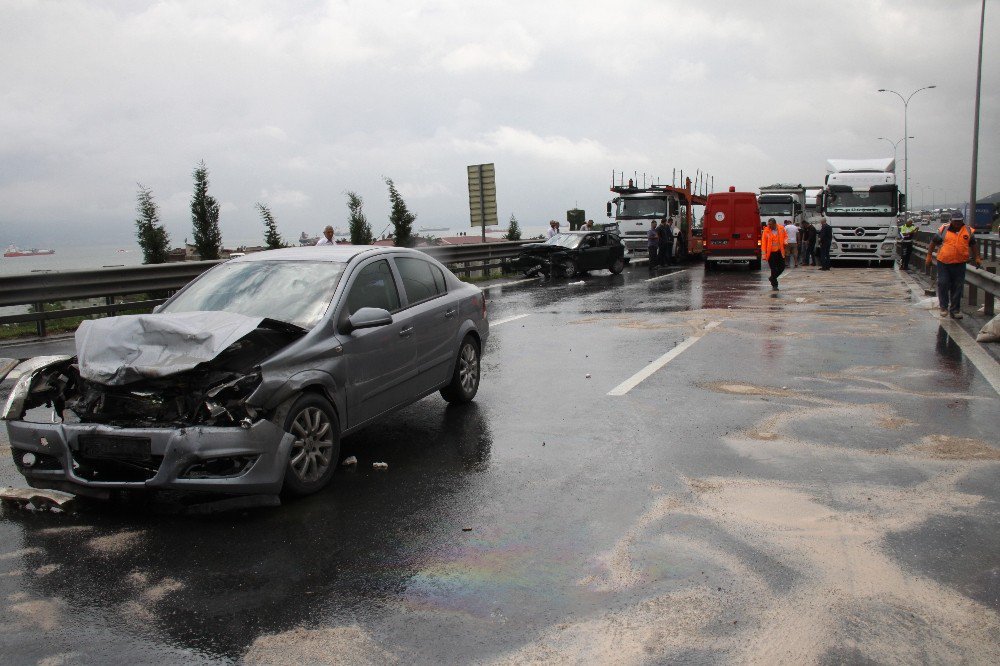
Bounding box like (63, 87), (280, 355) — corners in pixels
(657, 218), (672, 266)
(646, 220), (659, 270)
(818, 217), (833, 270)
(801, 222), (818, 266)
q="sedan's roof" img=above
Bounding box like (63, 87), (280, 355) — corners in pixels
(229, 245), (417, 263)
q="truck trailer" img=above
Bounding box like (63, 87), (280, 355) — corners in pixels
(821, 158), (901, 265)
(607, 174), (707, 260)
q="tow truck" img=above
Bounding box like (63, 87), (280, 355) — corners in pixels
(606, 174), (708, 260)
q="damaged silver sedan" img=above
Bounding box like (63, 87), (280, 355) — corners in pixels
(0, 246), (488, 499)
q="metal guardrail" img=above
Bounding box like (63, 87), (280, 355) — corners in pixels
(0, 242), (535, 337)
(912, 240), (998, 317)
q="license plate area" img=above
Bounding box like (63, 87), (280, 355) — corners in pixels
(77, 434), (152, 461)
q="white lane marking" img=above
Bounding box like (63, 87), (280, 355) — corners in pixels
(485, 277), (541, 289)
(492, 313), (531, 326)
(607, 320), (722, 396)
(645, 267), (692, 283)
(932, 313), (1000, 396)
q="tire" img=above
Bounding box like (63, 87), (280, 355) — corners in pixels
(440, 335), (481, 404)
(282, 394), (340, 497)
(751, 259), (762, 271)
(560, 258), (577, 277)
(609, 257), (625, 274)
(704, 261), (716, 272)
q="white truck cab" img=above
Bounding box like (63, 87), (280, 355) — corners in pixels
(822, 158), (901, 265)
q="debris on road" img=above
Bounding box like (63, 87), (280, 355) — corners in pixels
(0, 487), (76, 513)
(342, 456), (358, 466)
(372, 462), (389, 470)
(977, 315), (1000, 343)
(585, 373), (591, 379)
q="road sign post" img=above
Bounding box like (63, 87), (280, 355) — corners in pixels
(468, 163), (497, 243)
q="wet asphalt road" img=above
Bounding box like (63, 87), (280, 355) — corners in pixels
(2, 262), (999, 664)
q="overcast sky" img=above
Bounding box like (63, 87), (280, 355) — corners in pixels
(1, 0), (997, 247)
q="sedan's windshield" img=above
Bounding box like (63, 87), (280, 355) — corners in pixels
(543, 234), (583, 249)
(161, 260), (347, 329)
(616, 198), (668, 219)
(826, 190), (897, 216)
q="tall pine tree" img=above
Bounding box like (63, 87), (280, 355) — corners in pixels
(383, 177), (415, 248)
(505, 213), (522, 241)
(346, 191), (374, 245)
(257, 203), (285, 249)
(190, 160), (222, 260)
(134, 184), (170, 264)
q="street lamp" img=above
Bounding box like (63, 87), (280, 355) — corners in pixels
(877, 85), (936, 213)
(877, 136), (913, 170)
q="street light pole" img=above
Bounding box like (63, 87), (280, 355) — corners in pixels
(968, 0), (986, 224)
(877, 136), (913, 171)
(878, 85), (936, 214)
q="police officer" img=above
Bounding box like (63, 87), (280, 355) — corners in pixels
(898, 218), (918, 270)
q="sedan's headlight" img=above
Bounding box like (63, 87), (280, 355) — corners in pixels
(1, 356), (72, 420)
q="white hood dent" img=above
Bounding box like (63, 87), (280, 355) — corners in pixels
(75, 312), (265, 385)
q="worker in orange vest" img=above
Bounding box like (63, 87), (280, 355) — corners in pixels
(761, 218), (788, 291)
(925, 209), (982, 319)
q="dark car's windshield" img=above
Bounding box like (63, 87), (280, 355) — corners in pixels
(161, 260), (347, 329)
(543, 234), (583, 249)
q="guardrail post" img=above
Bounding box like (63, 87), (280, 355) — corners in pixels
(34, 302), (45, 337)
(105, 295), (116, 317)
(968, 276), (978, 307)
(987, 266), (996, 317)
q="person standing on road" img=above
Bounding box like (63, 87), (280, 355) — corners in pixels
(818, 217), (833, 270)
(783, 220), (799, 268)
(898, 218), (918, 270)
(762, 218), (787, 290)
(646, 220), (659, 270)
(801, 221), (817, 266)
(925, 210), (983, 319)
(315, 226), (335, 245)
(657, 218), (672, 267)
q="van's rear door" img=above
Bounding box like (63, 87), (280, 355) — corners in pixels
(732, 195), (760, 252)
(705, 197), (734, 255)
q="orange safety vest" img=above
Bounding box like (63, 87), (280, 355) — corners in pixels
(761, 225), (787, 260)
(936, 223), (974, 264)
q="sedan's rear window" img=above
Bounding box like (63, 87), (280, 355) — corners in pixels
(395, 257), (445, 305)
(161, 260), (346, 329)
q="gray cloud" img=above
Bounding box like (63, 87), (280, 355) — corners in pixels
(0, 0), (996, 246)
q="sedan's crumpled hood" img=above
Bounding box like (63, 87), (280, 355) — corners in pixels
(519, 244), (567, 255)
(76, 311), (267, 385)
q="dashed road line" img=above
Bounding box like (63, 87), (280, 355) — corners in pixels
(492, 314), (532, 326)
(607, 320), (722, 396)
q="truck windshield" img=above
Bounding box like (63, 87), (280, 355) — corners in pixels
(616, 198), (667, 218)
(759, 202), (793, 215)
(826, 191), (896, 216)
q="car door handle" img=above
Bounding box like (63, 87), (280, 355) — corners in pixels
(399, 326), (414, 338)
(444, 308), (457, 318)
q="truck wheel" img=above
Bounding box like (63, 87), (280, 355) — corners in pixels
(560, 258), (577, 277)
(282, 394), (340, 497)
(441, 335), (481, 404)
(609, 258), (625, 274)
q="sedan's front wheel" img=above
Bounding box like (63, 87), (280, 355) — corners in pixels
(441, 336), (481, 404)
(282, 394), (340, 497)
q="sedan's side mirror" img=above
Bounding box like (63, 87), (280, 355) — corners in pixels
(346, 307), (393, 332)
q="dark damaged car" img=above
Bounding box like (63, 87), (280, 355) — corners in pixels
(0, 246), (488, 499)
(515, 231), (627, 278)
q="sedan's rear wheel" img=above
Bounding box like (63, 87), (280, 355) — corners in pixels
(282, 394), (340, 497)
(609, 257), (625, 274)
(440, 336), (481, 403)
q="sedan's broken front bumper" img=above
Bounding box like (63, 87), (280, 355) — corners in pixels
(5, 418), (292, 498)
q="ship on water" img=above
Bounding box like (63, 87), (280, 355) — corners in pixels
(4, 244), (55, 258)
(418, 226), (450, 232)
